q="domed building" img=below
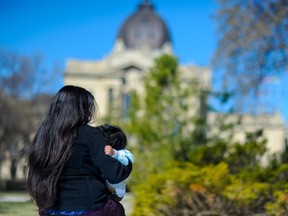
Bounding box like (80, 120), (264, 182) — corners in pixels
(64, 0), (210, 119)
(64, 0), (286, 164)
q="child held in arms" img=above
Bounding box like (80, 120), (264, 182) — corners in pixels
(97, 124), (134, 201)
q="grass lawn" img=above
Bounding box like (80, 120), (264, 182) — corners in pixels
(0, 202), (38, 216)
(0, 192), (38, 216)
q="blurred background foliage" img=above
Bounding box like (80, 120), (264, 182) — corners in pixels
(123, 54), (288, 216)
(0, 48), (55, 180)
(213, 0), (288, 114)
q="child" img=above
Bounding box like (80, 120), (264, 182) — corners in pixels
(97, 124), (134, 201)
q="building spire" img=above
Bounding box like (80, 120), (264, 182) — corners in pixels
(143, 0), (150, 5)
(139, 0), (153, 10)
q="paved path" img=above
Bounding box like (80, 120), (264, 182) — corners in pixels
(0, 194), (29, 202)
(122, 193), (134, 216)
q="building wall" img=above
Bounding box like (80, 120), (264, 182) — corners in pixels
(208, 112), (287, 165)
(64, 49), (211, 120)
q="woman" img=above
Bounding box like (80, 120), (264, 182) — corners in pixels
(26, 85), (132, 216)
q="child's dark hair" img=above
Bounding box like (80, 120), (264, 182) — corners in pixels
(98, 124), (127, 150)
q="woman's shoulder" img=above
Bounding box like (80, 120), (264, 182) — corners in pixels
(77, 125), (106, 148)
(79, 124), (94, 131)
(78, 124), (97, 132)
(78, 124), (103, 138)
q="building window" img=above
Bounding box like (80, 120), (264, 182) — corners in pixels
(122, 93), (131, 118)
(108, 88), (114, 110)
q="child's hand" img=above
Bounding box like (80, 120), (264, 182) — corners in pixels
(104, 145), (115, 156)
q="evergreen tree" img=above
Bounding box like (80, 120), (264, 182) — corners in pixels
(125, 54), (208, 181)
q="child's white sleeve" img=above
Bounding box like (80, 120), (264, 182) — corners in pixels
(112, 149), (134, 166)
(106, 180), (126, 198)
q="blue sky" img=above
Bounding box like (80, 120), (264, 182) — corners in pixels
(0, 0), (217, 66)
(0, 0), (287, 123)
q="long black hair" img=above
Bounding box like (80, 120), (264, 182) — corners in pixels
(26, 85), (97, 209)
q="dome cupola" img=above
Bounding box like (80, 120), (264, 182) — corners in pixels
(117, 0), (171, 51)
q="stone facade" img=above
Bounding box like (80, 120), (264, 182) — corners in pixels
(64, 49), (210, 120)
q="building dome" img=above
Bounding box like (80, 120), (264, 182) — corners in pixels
(117, 0), (171, 51)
